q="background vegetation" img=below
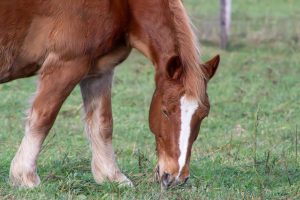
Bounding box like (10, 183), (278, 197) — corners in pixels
(1, 0), (300, 199)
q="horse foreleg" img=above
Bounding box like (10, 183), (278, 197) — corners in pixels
(10, 54), (90, 188)
(80, 70), (132, 186)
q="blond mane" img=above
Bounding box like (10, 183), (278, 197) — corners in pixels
(168, 0), (207, 106)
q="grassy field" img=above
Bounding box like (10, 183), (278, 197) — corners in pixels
(1, 0), (300, 199)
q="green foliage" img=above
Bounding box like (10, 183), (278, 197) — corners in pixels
(1, 0), (300, 199)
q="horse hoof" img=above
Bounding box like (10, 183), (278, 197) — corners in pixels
(10, 167), (40, 188)
(114, 173), (133, 187)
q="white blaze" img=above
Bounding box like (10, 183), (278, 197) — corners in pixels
(178, 95), (198, 177)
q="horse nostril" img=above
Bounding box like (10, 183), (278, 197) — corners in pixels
(184, 176), (189, 184)
(154, 166), (160, 182)
(161, 172), (172, 189)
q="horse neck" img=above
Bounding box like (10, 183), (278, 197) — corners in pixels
(128, 0), (178, 71)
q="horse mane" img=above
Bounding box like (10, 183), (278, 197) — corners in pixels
(168, 0), (207, 106)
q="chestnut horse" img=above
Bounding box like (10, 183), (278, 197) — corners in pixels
(0, 0), (220, 189)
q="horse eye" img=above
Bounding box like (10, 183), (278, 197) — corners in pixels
(162, 109), (169, 118)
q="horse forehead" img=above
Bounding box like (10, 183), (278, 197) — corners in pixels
(180, 95), (198, 114)
(161, 85), (185, 104)
(179, 95), (198, 135)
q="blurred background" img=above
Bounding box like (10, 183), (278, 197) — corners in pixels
(190, 0), (299, 50)
(0, 0), (299, 199)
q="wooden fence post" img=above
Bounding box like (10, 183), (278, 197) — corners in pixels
(220, 0), (232, 49)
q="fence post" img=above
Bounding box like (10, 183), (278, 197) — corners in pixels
(220, 0), (232, 49)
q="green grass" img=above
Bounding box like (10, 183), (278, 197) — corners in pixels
(1, 0), (300, 199)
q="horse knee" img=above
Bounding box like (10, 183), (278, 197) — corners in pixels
(99, 115), (113, 139)
(27, 107), (57, 132)
(85, 111), (113, 141)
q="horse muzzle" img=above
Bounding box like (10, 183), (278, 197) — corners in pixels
(155, 166), (189, 189)
(161, 172), (189, 189)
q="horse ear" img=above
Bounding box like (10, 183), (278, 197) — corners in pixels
(166, 56), (182, 80)
(203, 55), (220, 80)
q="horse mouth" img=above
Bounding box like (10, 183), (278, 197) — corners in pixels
(154, 165), (189, 189)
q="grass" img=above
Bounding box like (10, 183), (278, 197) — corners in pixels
(1, 0), (300, 199)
